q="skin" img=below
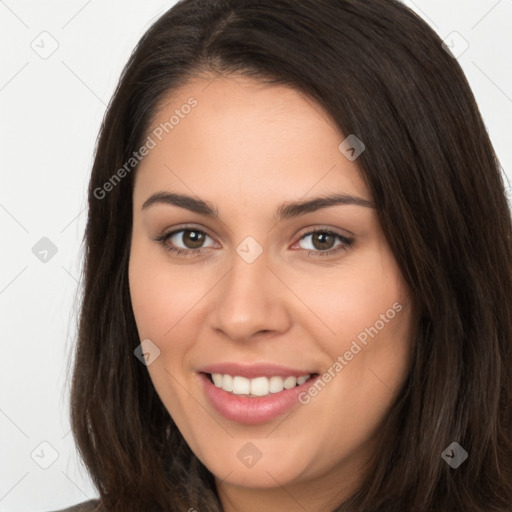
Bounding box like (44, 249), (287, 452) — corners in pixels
(128, 74), (416, 512)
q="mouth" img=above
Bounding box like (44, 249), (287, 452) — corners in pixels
(204, 372), (319, 397)
(199, 369), (321, 424)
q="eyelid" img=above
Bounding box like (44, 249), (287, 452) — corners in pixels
(158, 223), (216, 241)
(158, 223), (352, 242)
(154, 224), (354, 257)
(294, 224), (354, 239)
(155, 223), (218, 248)
(290, 226), (354, 256)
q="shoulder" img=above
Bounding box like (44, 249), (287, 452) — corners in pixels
(49, 499), (101, 512)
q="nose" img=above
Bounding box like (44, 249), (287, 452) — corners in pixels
(208, 244), (291, 343)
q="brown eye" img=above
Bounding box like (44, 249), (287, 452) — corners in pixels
(155, 228), (217, 256)
(179, 230), (206, 249)
(295, 229), (354, 258)
(310, 232), (336, 251)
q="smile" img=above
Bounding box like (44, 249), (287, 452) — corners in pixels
(209, 373), (312, 397)
(199, 366), (320, 424)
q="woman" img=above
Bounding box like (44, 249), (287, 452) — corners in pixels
(58, 0), (512, 510)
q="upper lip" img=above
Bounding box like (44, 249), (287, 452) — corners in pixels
(199, 362), (318, 379)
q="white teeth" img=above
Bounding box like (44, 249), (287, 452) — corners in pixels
(269, 376), (284, 393)
(297, 375), (308, 385)
(223, 374), (233, 392)
(232, 376), (250, 395)
(212, 373), (223, 387)
(250, 376), (269, 396)
(210, 373), (311, 397)
(283, 376), (297, 389)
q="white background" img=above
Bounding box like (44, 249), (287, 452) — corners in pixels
(1, 1), (511, 510)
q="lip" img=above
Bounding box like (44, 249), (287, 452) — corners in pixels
(199, 370), (320, 425)
(198, 362), (317, 379)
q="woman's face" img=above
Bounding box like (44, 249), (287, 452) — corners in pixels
(129, 74), (415, 510)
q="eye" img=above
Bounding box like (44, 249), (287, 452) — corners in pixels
(154, 227), (217, 257)
(293, 228), (354, 257)
(154, 226), (354, 258)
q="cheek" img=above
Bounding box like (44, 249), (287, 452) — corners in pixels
(128, 237), (205, 340)
(283, 242), (413, 418)
(128, 241), (205, 416)
(282, 244), (406, 353)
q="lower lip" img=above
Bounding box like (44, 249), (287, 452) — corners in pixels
(200, 373), (319, 425)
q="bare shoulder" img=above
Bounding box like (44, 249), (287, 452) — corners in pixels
(50, 499), (101, 512)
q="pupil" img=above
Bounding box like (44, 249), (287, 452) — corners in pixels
(181, 231), (335, 251)
(185, 230), (204, 249)
(313, 232), (334, 250)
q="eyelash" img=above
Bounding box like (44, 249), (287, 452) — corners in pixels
(154, 226), (354, 259)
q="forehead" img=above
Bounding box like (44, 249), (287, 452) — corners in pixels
(133, 74), (370, 208)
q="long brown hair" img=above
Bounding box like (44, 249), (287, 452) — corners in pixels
(70, 0), (512, 510)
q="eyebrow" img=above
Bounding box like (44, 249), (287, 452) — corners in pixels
(141, 191), (374, 220)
